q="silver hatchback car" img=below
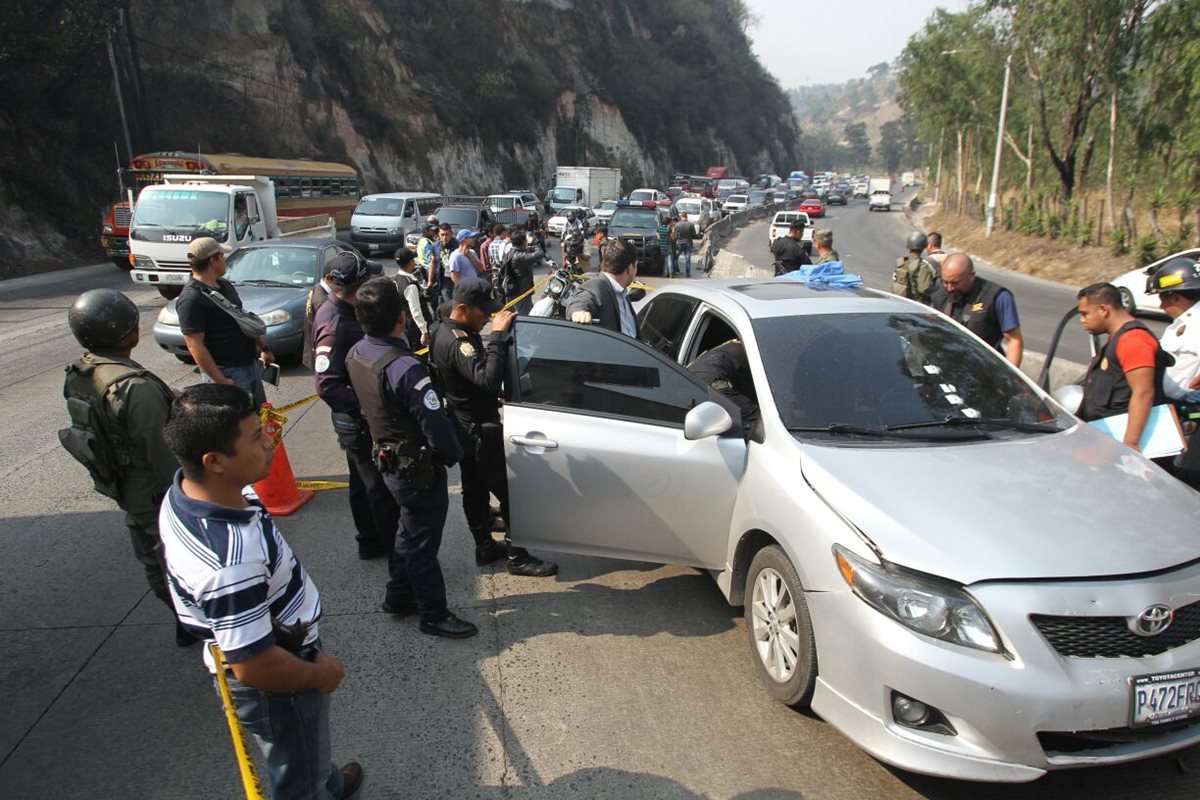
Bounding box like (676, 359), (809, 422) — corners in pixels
(501, 279), (1200, 782)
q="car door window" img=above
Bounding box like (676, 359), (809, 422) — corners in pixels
(512, 319), (709, 426)
(638, 294), (702, 359)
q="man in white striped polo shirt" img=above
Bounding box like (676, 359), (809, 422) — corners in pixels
(160, 384), (362, 800)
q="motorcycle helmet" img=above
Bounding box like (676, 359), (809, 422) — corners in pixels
(68, 288), (140, 350)
(905, 231), (928, 252)
(1146, 256), (1200, 295)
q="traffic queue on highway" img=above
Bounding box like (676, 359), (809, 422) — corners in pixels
(65, 154), (1200, 791)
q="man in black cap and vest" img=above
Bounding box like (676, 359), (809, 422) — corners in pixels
(930, 253), (1024, 367)
(1146, 256), (1200, 485)
(432, 278), (558, 576)
(312, 251), (400, 560)
(346, 277), (477, 639)
(1076, 282), (1172, 453)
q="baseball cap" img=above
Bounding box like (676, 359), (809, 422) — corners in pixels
(425, 215), (439, 225)
(187, 236), (231, 263)
(325, 251), (370, 287)
(452, 277), (503, 313)
(455, 228), (478, 243)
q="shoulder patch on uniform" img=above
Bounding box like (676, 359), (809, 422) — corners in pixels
(422, 389), (442, 410)
(315, 345), (333, 354)
(459, 341), (477, 358)
(314, 354), (331, 373)
(452, 328), (467, 339)
(414, 376), (431, 390)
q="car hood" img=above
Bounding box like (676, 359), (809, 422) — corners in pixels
(799, 424), (1200, 584)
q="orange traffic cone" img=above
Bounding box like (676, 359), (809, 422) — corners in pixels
(253, 403), (314, 516)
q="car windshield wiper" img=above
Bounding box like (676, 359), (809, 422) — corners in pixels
(885, 416), (1064, 433)
(232, 279), (294, 287)
(787, 423), (930, 438)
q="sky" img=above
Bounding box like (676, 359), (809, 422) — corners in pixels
(745, 0), (969, 88)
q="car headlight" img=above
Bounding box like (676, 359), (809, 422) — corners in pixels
(102, 224), (114, 234)
(387, 227), (400, 235)
(351, 225), (360, 233)
(133, 255), (155, 269)
(157, 307), (179, 326)
(258, 309), (291, 326)
(833, 545), (1003, 655)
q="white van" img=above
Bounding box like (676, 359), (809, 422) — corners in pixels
(350, 192), (441, 255)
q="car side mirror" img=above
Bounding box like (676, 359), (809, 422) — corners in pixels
(684, 401), (733, 440)
(403, 207), (414, 218)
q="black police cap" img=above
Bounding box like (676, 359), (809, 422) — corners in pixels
(452, 277), (503, 313)
(326, 251), (370, 287)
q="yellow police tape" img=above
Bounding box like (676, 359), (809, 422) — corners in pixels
(295, 480), (351, 491)
(210, 644), (270, 800)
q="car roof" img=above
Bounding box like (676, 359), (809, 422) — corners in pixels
(650, 278), (918, 320)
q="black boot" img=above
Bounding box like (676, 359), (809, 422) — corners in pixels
(472, 527), (507, 566)
(506, 543), (558, 577)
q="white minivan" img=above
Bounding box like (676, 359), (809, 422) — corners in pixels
(350, 192), (441, 255)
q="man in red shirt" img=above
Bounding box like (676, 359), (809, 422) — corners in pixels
(1076, 282), (1171, 451)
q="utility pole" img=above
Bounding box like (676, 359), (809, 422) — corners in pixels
(106, 31), (133, 163)
(934, 127), (944, 204)
(985, 55), (1012, 237)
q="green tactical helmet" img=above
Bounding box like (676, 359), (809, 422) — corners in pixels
(68, 289), (140, 350)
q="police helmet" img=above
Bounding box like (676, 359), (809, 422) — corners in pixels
(1146, 256), (1200, 295)
(906, 231), (928, 252)
(68, 289), (140, 350)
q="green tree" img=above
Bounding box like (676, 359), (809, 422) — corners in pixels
(843, 122), (871, 165)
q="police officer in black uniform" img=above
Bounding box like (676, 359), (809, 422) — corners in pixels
(346, 277), (477, 639)
(686, 339), (761, 438)
(432, 278), (558, 577)
(312, 251), (400, 559)
(770, 221), (812, 275)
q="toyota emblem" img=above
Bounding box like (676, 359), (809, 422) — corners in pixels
(1129, 604), (1174, 637)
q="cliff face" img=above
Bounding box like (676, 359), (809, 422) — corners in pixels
(0, 0), (799, 275)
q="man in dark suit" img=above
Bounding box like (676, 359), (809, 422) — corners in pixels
(566, 239), (640, 337)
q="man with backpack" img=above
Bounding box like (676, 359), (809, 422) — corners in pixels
(496, 229), (543, 314)
(59, 288), (198, 647)
(891, 231), (937, 305)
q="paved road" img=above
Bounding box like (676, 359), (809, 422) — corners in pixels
(1, 246), (1198, 798)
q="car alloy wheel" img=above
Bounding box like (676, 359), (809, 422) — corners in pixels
(745, 545), (817, 708)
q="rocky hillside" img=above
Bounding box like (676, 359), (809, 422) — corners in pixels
(0, 0), (799, 276)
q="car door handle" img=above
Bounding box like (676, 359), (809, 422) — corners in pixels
(510, 435), (558, 450)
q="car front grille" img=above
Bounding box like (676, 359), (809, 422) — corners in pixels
(1031, 600), (1200, 658)
(115, 206), (131, 227)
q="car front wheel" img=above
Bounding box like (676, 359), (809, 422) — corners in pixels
(745, 545), (817, 708)
(158, 286), (183, 300)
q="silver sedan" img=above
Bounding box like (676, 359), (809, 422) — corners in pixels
(501, 278), (1200, 782)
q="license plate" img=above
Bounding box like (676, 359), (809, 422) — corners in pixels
(369, 244), (379, 252)
(160, 272), (188, 285)
(1130, 669), (1200, 728)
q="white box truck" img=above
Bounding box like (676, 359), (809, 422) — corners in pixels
(128, 175), (335, 297)
(545, 167), (621, 214)
(868, 176), (893, 212)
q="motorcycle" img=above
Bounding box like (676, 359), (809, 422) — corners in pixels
(530, 259), (584, 319)
(561, 228), (585, 269)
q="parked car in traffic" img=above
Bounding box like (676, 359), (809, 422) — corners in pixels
(1108, 248), (1200, 317)
(767, 211), (812, 250)
(485, 192), (542, 215)
(826, 189), (847, 206)
(547, 205), (597, 237)
(672, 196), (714, 232)
(722, 194), (749, 213)
(153, 239), (370, 362)
(798, 197), (825, 218)
(593, 199), (619, 225)
(502, 279), (1200, 783)
(607, 203), (666, 274)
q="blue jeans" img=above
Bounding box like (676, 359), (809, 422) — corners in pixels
(677, 241), (693, 275)
(201, 360), (266, 407)
(222, 650), (342, 800)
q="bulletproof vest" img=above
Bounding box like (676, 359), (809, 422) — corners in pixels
(891, 254), (932, 301)
(393, 271), (432, 345)
(931, 277), (1005, 350)
(59, 359), (169, 499)
(1079, 320), (1171, 422)
(345, 345), (425, 452)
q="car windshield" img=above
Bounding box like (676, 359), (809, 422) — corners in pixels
(676, 201), (700, 214)
(225, 247), (320, 286)
(629, 190), (656, 202)
(130, 190), (230, 239)
(598, 201), (617, 210)
(550, 187), (578, 203)
(727, 195), (747, 204)
(610, 209), (657, 229)
(773, 213), (799, 225)
(717, 180), (739, 190)
(752, 311), (1067, 438)
(354, 197), (407, 216)
(435, 207), (479, 227)
(748, 190), (768, 202)
(489, 196), (518, 208)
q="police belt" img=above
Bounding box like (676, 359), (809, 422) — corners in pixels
(374, 439), (438, 485)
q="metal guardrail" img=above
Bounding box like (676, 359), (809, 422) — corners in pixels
(700, 201), (786, 273)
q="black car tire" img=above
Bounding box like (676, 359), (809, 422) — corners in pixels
(158, 286), (183, 300)
(744, 545), (817, 709)
(1119, 287), (1136, 314)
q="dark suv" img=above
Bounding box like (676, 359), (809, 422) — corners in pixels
(434, 204), (530, 235)
(608, 204), (666, 275)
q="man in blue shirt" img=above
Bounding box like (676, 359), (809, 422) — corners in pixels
(930, 253), (1024, 367)
(449, 228), (482, 284)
